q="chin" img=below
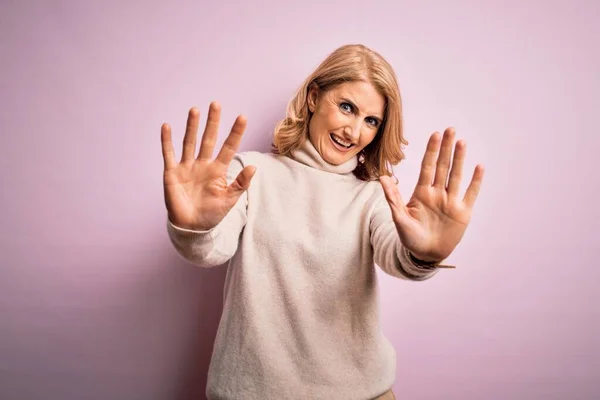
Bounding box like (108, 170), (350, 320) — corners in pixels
(324, 150), (354, 165)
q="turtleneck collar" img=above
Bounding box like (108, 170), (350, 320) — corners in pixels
(289, 138), (358, 175)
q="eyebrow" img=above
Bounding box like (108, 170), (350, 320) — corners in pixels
(340, 97), (383, 121)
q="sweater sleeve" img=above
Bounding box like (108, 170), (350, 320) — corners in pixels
(369, 193), (438, 281)
(166, 154), (249, 268)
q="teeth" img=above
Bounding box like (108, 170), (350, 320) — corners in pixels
(331, 134), (352, 148)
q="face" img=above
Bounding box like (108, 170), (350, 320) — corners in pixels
(307, 80), (385, 165)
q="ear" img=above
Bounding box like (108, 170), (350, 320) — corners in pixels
(307, 85), (319, 113)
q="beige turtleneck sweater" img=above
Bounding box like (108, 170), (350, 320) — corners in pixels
(166, 138), (440, 400)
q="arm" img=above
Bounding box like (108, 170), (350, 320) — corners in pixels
(167, 154), (249, 268)
(370, 194), (439, 281)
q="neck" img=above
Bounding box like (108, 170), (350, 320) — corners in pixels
(289, 138), (358, 175)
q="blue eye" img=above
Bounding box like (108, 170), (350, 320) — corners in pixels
(366, 117), (378, 127)
(340, 102), (379, 128)
(340, 102), (353, 113)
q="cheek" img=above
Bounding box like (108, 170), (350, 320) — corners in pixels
(359, 130), (378, 147)
(312, 115), (327, 135)
(310, 113), (329, 139)
(326, 109), (348, 129)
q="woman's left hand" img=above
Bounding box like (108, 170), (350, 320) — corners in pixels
(379, 128), (485, 263)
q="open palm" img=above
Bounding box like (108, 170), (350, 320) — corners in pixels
(379, 128), (484, 262)
(162, 103), (256, 231)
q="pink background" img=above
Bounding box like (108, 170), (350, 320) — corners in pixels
(1, 1), (598, 399)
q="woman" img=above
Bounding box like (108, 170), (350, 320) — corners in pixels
(161, 44), (484, 400)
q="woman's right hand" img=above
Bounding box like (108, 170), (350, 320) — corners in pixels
(161, 102), (256, 231)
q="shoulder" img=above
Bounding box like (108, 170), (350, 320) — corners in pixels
(226, 150), (286, 178)
(235, 150), (275, 163)
(232, 150), (290, 170)
(227, 150), (274, 168)
(361, 178), (389, 208)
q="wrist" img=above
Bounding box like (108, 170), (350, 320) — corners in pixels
(406, 248), (456, 269)
(408, 250), (441, 265)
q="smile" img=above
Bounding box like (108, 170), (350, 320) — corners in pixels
(330, 133), (354, 150)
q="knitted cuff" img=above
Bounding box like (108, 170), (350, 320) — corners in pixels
(402, 246), (456, 269)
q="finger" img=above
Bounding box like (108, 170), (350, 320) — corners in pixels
(198, 101), (222, 161)
(379, 175), (406, 221)
(433, 127), (456, 188)
(447, 140), (466, 198)
(181, 107), (200, 163)
(416, 132), (441, 187)
(215, 115), (247, 167)
(161, 123), (177, 171)
(228, 165), (257, 194)
(463, 164), (485, 209)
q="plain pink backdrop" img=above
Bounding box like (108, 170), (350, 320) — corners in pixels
(1, 1), (598, 399)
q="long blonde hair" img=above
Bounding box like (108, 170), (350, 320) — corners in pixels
(272, 44), (406, 181)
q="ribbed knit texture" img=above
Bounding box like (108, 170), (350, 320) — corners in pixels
(167, 138), (439, 400)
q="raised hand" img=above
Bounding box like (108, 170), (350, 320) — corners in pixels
(379, 128), (484, 262)
(161, 102), (256, 231)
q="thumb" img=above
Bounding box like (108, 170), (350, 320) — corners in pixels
(229, 165), (257, 194)
(378, 175), (407, 222)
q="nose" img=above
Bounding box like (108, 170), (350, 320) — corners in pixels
(343, 121), (362, 142)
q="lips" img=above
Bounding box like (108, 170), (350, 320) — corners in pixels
(329, 133), (354, 150)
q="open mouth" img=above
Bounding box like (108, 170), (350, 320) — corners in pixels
(330, 133), (354, 149)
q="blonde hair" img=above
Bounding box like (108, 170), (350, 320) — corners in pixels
(272, 44), (406, 182)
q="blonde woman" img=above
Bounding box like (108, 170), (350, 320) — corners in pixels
(161, 44), (484, 400)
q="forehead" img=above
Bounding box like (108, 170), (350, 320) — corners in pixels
(328, 81), (385, 115)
